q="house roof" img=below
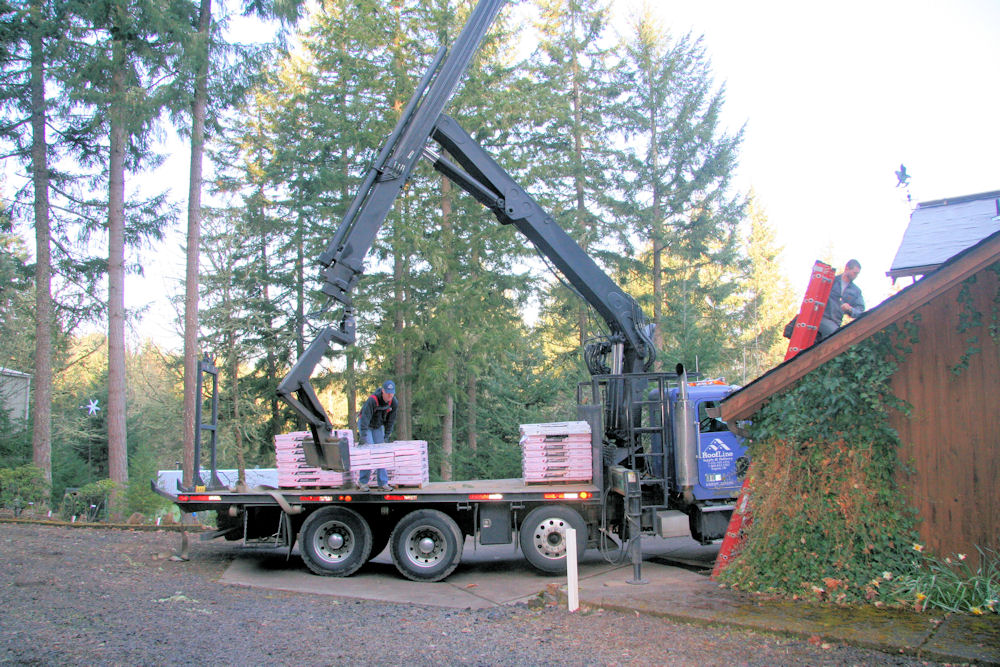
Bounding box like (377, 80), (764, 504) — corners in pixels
(888, 190), (1000, 279)
(721, 229), (1000, 423)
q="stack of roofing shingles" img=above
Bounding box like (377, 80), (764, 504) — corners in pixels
(275, 431), (429, 488)
(520, 421), (593, 483)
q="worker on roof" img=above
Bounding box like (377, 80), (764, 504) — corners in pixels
(818, 259), (865, 341)
(357, 380), (398, 492)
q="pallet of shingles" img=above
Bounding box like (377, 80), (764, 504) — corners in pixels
(520, 421), (593, 483)
(275, 430), (354, 488)
(275, 431), (430, 488)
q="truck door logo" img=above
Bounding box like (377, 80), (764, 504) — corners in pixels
(702, 439), (732, 458)
(700, 438), (736, 487)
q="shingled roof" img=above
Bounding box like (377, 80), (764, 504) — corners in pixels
(721, 229), (1000, 423)
(888, 190), (1000, 280)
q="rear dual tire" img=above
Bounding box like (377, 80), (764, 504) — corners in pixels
(299, 507), (372, 577)
(389, 509), (464, 582)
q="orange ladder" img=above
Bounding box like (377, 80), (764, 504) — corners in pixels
(713, 262), (835, 577)
(785, 261), (835, 360)
(711, 473), (753, 578)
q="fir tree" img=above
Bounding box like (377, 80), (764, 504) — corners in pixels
(615, 12), (745, 373)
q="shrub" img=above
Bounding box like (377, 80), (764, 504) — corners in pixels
(61, 479), (117, 522)
(0, 465), (50, 516)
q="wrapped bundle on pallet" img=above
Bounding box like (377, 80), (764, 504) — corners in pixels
(275, 430), (354, 488)
(520, 421), (592, 483)
(275, 431), (430, 488)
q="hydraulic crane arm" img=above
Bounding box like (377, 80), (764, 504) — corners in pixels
(278, 0), (654, 469)
(428, 114), (656, 374)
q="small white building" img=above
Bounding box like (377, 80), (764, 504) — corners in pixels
(0, 368), (31, 425)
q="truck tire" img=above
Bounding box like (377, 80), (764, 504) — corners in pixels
(299, 506), (372, 577)
(519, 505), (587, 574)
(389, 509), (464, 582)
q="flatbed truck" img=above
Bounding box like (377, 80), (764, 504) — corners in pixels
(157, 0), (748, 583)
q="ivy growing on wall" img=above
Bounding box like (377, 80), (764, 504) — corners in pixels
(718, 320), (924, 604)
(951, 261), (1000, 376)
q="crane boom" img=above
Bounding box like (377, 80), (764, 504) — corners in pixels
(278, 0), (655, 470)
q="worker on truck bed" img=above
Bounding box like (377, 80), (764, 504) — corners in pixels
(357, 380), (398, 491)
(818, 259), (865, 341)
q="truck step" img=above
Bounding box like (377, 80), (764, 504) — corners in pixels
(655, 510), (691, 539)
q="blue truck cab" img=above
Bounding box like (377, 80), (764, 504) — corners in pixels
(671, 383), (748, 501)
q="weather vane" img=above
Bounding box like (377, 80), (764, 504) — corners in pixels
(895, 163), (912, 203)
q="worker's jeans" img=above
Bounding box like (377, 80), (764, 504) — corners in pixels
(358, 426), (388, 488)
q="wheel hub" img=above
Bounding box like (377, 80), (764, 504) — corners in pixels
(316, 521), (353, 563)
(405, 527), (446, 566)
(532, 518), (567, 559)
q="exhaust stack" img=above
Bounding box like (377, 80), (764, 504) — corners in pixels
(672, 363), (698, 505)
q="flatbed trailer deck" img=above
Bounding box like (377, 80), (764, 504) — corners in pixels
(157, 470), (611, 582)
(168, 478), (600, 511)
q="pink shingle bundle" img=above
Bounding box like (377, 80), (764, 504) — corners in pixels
(520, 421), (593, 483)
(275, 431), (430, 488)
(385, 442), (432, 487)
(276, 430), (354, 488)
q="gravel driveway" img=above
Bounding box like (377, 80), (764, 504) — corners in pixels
(0, 523), (943, 666)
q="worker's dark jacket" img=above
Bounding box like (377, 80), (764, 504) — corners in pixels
(358, 391), (397, 439)
(822, 274), (865, 327)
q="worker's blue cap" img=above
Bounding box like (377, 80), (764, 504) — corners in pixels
(382, 380), (396, 394)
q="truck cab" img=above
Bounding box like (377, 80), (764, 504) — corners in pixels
(678, 383), (748, 501)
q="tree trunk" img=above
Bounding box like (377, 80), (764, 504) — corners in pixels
(293, 215), (305, 430)
(182, 0), (211, 489)
(259, 235), (280, 440)
(441, 389), (453, 480)
(649, 88), (665, 367)
(230, 336), (244, 486)
(392, 205), (410, 440)
(571, 42), (589, 350)
(28, 1), (52, 484)
(466, 373), (477, 453)
(106, 35), (129, 514)
(439, 178), (454, 480)
(346, 351), (357, 432)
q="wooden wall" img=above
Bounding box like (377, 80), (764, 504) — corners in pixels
(889, 266), (1000, 562)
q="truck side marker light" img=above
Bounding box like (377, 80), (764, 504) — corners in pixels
(543, 492), (592, 500)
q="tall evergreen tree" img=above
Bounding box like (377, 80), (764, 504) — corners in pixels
(64, 0), (187, 509)
(1, 0), (107, 482)
(26, 0), (54, 481)
(615, 12), (745, 372)
(176, 0), (303, 489)
(727, 196), (795, 382)
(524, 0), (622, 378)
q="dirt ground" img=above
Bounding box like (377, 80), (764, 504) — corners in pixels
(0, 522), (948, 666)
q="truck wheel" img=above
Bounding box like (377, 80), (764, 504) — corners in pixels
(389, 509), (464, 582)
(519, 505), (587, 574)
(299, 506), (372, 577)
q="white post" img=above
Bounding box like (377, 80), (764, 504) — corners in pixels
(566, 527), (579, 612)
